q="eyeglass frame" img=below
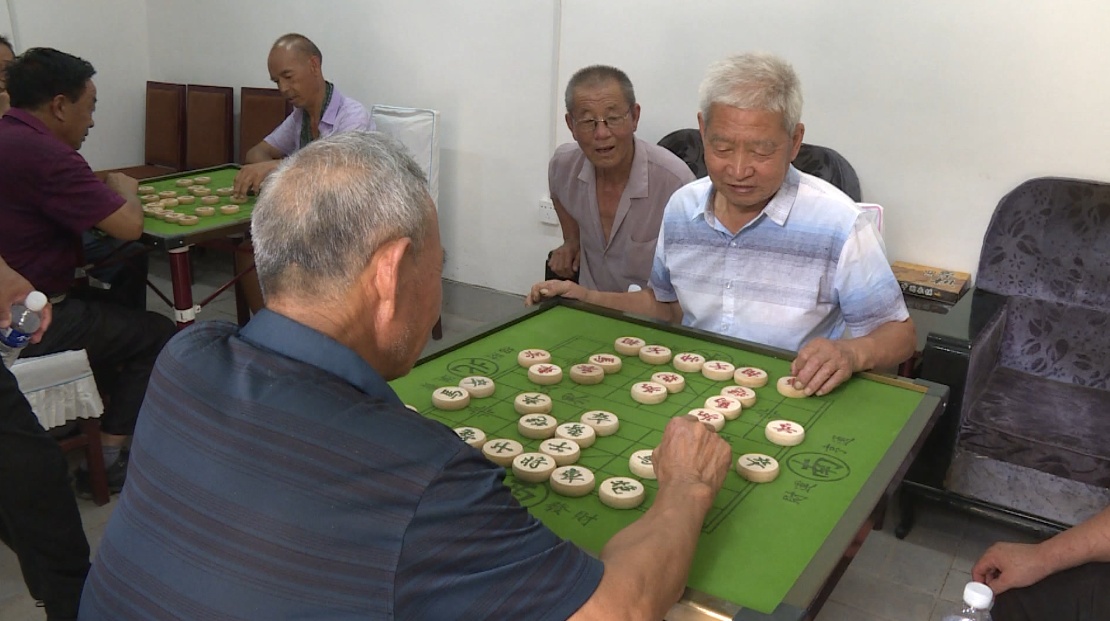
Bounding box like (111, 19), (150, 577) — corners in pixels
(570, 108), (634, 133)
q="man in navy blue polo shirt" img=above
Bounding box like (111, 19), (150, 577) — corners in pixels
(80, 132), (733, 620)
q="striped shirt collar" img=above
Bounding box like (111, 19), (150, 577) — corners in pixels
(240, 309), (403, 407)
(696, 165), (802, 232)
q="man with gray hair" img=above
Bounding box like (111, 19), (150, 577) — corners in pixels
(532, 53), (913, 397)
(547, 65), (694, 290)
(80, 131), (733, 620)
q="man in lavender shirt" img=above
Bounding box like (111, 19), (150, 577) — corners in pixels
(233, 33), (373, 312)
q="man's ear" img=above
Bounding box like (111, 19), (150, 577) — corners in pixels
(363, 236), (412, 327)
(49, 94), (69, 122)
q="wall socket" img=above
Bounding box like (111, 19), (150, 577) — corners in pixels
(538, 197), (560, 226)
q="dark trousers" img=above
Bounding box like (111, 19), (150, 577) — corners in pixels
(0, 365), (90, 619)
(81, 232), (150, 311)
(22, 297), (175, 436)
(994, 563), (1110, 621)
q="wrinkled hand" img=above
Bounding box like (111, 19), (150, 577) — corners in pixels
(233, 160), (280, 197)
(0, 265), (51, 343)
(526, 279), (586, 307)
(972, 542), (1050, 595)
(653, 416), (732, 501)
(104, 172), (139, 197)
(548, 242), (580, 279)
(790, 338), (857, 396)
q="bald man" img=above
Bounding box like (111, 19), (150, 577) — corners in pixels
(233, 33), (374, 196)
(233, 33), (374, 313)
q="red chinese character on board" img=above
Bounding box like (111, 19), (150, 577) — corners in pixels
(524, 351), (541, 358)
(537, 365), (555, 374)
(595, 356), (614, 363)
(713, 397), (731, 408)
(640, 384), (661, 393)
(697, 411), (716, 421)
(741, 368), (761, 377)
(646, 346), (663, 354)
(775, 423), (797, 434)
(680, 354), (699, 361)
(660, 374), (678, 382)
(579, 365), (597, 373)
(711, 362), (727, 370)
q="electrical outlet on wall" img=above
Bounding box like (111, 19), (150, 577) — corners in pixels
(538, 198), (560, 226)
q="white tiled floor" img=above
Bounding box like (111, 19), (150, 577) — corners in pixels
(0, 250), (1041, 620)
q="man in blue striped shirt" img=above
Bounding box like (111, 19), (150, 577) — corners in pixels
(531, 53), (915, 397)
(80, 132), (733, 620)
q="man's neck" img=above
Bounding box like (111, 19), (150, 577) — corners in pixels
(303, 80), (329, 123)
(23, 106), (66, 143)
(712, 190), (767, 235)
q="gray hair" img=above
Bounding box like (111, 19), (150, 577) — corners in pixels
(252, 131), (431, 300)
(564, 65), (636, 114)
(698, 52), (803, 133)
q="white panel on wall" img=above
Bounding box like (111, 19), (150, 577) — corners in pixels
(145, 0), (561, 295)
(558, 0), (1110, 278)
(8, 0), (150, 170)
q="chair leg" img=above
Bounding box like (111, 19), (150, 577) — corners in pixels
(895, 487), (915, 539)
(79, 419), (110, 506)
(432, 316), (443, 340)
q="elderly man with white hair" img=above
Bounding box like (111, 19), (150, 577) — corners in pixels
(531, 52), (914, 397)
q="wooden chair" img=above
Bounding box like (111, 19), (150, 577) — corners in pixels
(238, 87), (292, 163)
(185, 84), (234, 169)
(108, 81), (186, 180)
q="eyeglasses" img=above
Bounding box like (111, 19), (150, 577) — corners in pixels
(573, 109), (632, 133)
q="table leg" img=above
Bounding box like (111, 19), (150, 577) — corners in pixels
(168, 247), (196, 329)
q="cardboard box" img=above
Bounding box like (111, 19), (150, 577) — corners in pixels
(891, 261), (971, 304)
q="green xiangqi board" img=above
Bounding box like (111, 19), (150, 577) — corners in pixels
(141, 166), (255, 236)
(390, 305), (924, 614)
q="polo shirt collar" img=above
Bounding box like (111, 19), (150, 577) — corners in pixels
(694, 164), (802, 229)
(5, 109), (64, 145)
(239, 309), (403, 406)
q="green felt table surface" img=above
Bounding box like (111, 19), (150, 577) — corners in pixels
(139, 166), (254, 243)
(390, 304), (934, 617)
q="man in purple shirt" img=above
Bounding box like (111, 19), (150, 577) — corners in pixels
(232, 33), (374, 313)
(0, 48), (175, 496)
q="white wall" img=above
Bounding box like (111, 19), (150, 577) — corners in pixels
(15, 1), (1109, 293)
(558, 0), (1110, 279)
(144, 0), (560, 294)
(6, 0), (149, 169)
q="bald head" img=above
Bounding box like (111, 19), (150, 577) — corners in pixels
(272, 33), (322, 65)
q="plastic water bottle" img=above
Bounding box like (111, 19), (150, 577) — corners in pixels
(942, 582), (993, 621)
(0, 291), (48, 368)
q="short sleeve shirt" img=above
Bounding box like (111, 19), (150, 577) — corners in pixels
(549, 137), (695, 292)
(0, 109), (124, 293)
(650, 167), (908, 352)
(264, 84), (374, 155)
(79, 311), (602, 621)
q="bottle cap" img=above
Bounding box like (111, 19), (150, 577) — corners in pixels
(963, 581), (993, 609)
(24, 291), (48, 312)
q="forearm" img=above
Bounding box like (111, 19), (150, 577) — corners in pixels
(1040, 505), (1110, 572)
(844, 318), (916, 371)
(584, 485), (715, 619)
(245, 142), (281, 164)
(580, 288), (678, 323)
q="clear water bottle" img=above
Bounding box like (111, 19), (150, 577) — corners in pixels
(0, 291), (48, 368)
(942, 581), (994, 621)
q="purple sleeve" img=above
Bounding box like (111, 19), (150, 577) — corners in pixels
(263, 111), (299, 156)
(395, 448), (603, 620)
(332, 99), (373, 133)
(42, 150), (125, 233)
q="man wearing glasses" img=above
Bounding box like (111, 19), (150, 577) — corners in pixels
(547, 66), (694, 292)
